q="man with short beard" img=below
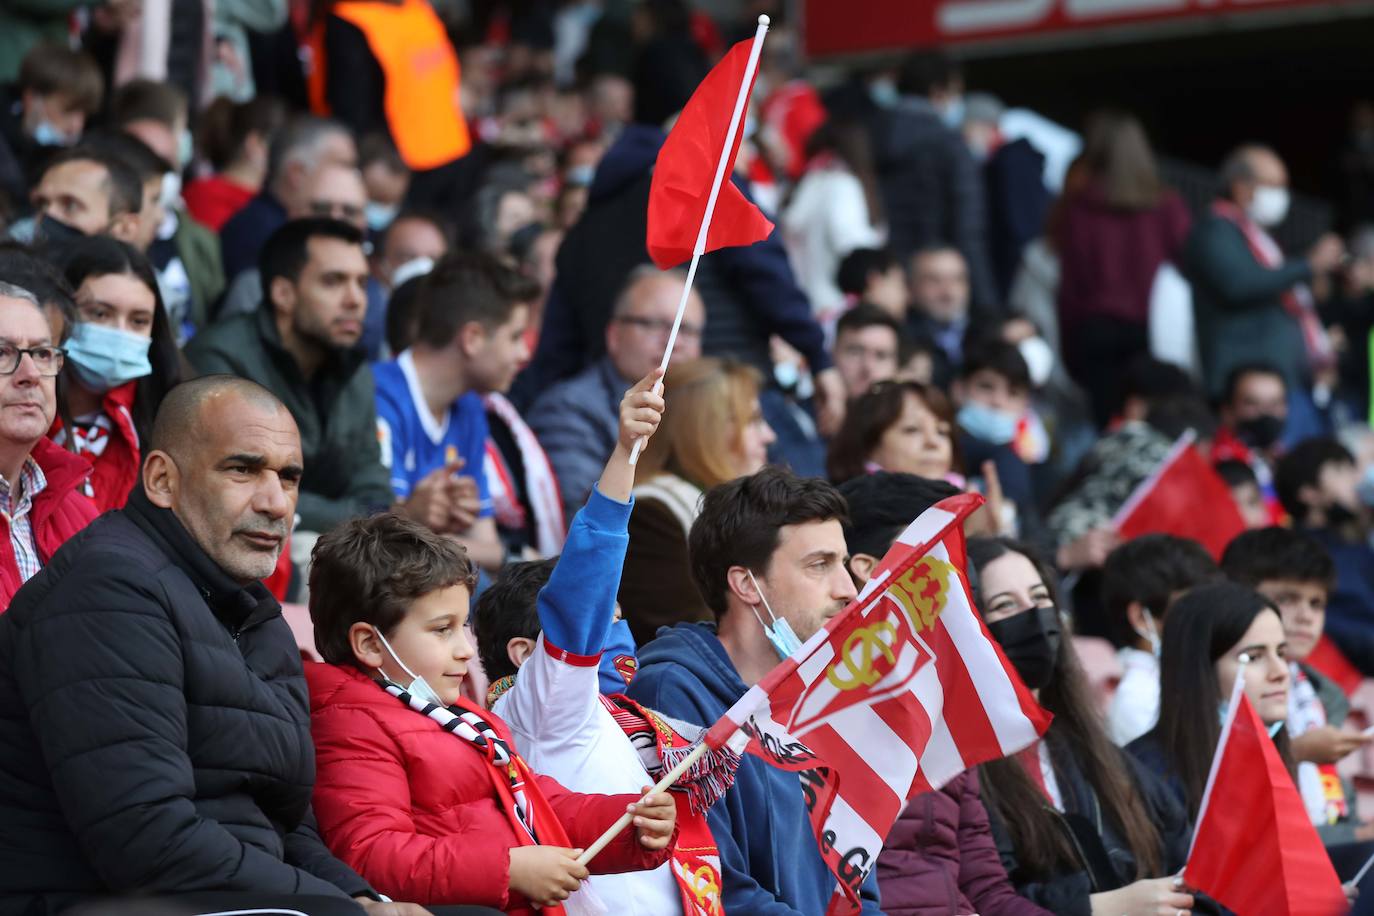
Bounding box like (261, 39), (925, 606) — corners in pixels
(186, 217), (393, 533)
(0, 375), (435, 915)
(627, 467), (883, 914)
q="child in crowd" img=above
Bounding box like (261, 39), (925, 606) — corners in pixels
(303, 375), (678, 914)
(474, 366), (733, 915)
(1100, 534), (1220, 745)
(1276, 437), (1374, 675)
(1222, 528), (1374, 844)
(1215, 458), (1271, 529)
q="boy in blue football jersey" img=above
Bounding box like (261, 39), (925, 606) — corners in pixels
(375, 251), (535, 571)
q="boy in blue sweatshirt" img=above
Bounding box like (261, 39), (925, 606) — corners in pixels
(626, 467), (886, 915)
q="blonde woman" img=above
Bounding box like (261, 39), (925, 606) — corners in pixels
(618, 358), (776, 644)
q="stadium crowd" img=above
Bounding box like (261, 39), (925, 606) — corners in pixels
(0, 0), (1373, 913)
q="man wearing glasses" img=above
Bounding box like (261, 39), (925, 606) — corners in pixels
(0, 282), (97, 607)
(529, 265), (705, 518)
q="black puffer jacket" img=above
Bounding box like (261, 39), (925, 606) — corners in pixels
(983, 732), (1200, 916)
(0, 486), (371, 915)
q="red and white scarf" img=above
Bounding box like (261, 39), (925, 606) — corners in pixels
(1212, 199), (1335, 372)
(484, 392), (567, 556)
(599, 694), (735, 916)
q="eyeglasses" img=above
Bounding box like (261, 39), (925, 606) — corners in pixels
(308, 200), (365, 223)
(0, 345), (65, 376)
(616, 315), (703, 338)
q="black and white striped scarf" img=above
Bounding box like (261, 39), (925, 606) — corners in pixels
(381, 680), (541, 843)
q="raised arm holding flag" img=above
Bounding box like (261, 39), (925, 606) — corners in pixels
(628, 14), (777, 465)
(611, 469), (1052, 914)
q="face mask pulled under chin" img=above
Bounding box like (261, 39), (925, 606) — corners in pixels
(986, 604), (1062, 690)
(748, 570), (804, 661)
(373, 627), (447, 708)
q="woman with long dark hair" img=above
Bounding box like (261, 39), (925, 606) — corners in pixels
(51, 236), (183, 512)
(1128, 582), (1293, 817)
(968, 536), (1197, 916)
(1056, 110), (1192, 426)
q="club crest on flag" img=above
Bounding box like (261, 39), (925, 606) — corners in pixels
(703, 493), (1053, 915)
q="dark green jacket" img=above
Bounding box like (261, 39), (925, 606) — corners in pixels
(174, 211), (226, 333)
(1181, 212), (1313, 398)
(0, 0), (100, 83)
(184, 306), (393, 531)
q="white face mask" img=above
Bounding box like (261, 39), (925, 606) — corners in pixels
(1248, 185), (1290, 228)
(1017, 335), (1055, 389)
(373, 627), (446, 708)
(746, 570), (803, 661)
(1135, 607), (1162, 660)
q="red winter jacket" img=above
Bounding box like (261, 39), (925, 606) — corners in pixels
(48, 381), (141, 513)
(307, 663), (670, 912)
(0, 437), (98, 610)
(876, 770), (1051, 916)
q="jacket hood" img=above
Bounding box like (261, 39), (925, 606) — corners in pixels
(637, 621), (749, 709)
(589, 123), (664, 203)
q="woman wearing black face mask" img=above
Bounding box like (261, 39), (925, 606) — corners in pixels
(969, 536), (1202, 916)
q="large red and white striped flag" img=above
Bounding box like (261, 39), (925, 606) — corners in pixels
(703, 493), (1052, 914)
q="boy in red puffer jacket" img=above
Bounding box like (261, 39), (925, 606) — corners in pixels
(304, 383), (677, 915)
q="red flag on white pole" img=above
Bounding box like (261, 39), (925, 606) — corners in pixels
(628, 16), (775, 465)
(1113, 430), (1247, 560)
(703, 493), (1052, 914)
(1184, 667), (1346, 916)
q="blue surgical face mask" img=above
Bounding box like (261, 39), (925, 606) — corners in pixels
(747, 569), (804, 661)
(1358, 465), (1374, 507)
(365, 201), (398, 232)
(868, 78), (899, 109)
(32, 120), (75, 148)
(941, 96), (966, 130)
(178, 128), (194, 169)
(373, 626), (447, 708)
(957, 401), (1018, 445)
(565, 164), (596, 188)
(65, 322), (153, 394)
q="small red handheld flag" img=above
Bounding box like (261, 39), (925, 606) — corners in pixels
(1184, 691), (1346, 916)
(646, 39), (775, 270)
(1115, 431), (1247, 560)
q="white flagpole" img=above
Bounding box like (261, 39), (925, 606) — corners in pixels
(1186, 656), (1249, 861)
(628, 13), (771, 466)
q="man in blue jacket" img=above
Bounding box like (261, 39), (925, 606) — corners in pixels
(627, 467), (885, 914)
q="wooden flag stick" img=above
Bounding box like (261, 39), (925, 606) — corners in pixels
(628, 13), (771, 466)
(575, 740), (712, 866)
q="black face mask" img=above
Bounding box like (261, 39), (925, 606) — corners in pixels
(986, 604), (1062, 690)
(1326, 500), (1359, 528)
(1235, 414), (1286, 451)
(37, 214), (88, 243)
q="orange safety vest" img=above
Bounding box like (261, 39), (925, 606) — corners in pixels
(313, 0), (471, 171)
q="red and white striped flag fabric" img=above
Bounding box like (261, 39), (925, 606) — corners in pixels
(703, 493), (1052, 914)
